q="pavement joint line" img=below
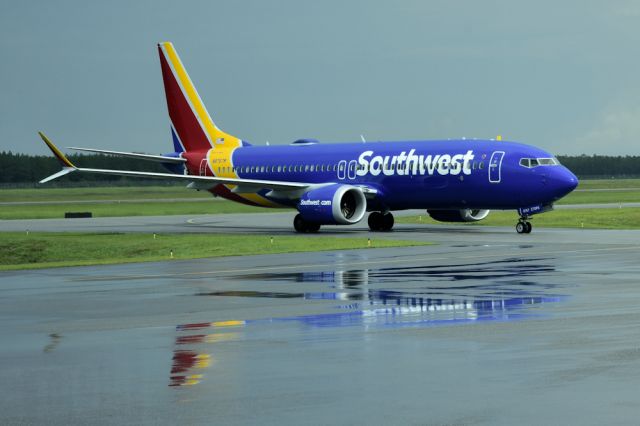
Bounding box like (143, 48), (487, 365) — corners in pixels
(68, 244), (640, 283)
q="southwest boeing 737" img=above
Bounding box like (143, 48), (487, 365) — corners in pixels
(39, 42), (578, 234)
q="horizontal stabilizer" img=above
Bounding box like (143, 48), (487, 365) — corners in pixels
(68, 147), (186, 164)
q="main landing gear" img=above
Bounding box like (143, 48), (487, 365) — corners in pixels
(294, 214), (321, 233)
(368, 211), (394, 232)
(516, 217), (532, 234)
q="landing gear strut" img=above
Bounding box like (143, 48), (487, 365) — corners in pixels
(368, 211), (394, 232)
(294, 214), (321, 233)
(516, 217), (532, 234)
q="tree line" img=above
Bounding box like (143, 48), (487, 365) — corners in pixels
(556, 155), (640, 178)
(0, 151), (639, 186)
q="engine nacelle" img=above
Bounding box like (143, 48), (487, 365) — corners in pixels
(297, 184), (366, 225)
(427, 209), (490, 223)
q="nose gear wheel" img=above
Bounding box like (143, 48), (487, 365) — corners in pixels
(516, 218), (532, 234)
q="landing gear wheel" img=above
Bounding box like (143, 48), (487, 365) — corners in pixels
(294, 214), (320, 233)
(381, 212), (394, 231)
(368, 212), (394, 232)
(294, 214), (306, 233)
(368, 212), (383, 231)
(307, 222), (321, 233)
(516, 219), (533, 234)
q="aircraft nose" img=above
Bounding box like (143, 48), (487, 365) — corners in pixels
(550, 167), (578, 199)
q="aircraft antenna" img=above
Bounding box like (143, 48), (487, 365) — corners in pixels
(360, 134), (366, 143)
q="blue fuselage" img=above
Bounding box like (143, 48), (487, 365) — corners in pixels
(224, 139), (578, 211)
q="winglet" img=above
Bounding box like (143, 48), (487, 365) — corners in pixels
(38, 132), (77, 183)
(39, 131), (76, 168)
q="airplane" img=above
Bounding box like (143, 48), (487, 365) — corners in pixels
(38, 42), (579, 234)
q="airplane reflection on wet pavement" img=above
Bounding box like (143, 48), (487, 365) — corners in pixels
(169, 258), (567, 387)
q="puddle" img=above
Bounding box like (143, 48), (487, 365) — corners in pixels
(170, 260), (567, 387)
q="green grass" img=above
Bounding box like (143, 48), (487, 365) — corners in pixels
(0, 185), (269, 219)
(573, 178), (640, 190)
(2, 179), (640, 220)
(397, 208), (640, 230)
(0, 232), (429, 271)
(556, 178), (640, 204)
(0, 186), (209, 202)
(0, 200), (267, 220)
(559, 190), (640, 205)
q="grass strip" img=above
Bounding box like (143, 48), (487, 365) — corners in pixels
(0, 232), (429, 271)
(2, 179), (640, 220)
(572, 178), (640, 190)
(558, 190), (640, 205)
(0, 186), (209, 202)
(397, 208), (640, 230)
(0, 200), (265, 220)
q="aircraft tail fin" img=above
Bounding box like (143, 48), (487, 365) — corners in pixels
(157, 42), (241, 153)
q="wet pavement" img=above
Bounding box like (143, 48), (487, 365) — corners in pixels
(1, 227), (640, 424)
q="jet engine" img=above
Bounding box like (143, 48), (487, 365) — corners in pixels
(297, 184), (366, 225)
(427, 209), (490, 223)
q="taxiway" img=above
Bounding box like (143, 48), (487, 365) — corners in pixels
(1, 215), (640, 425)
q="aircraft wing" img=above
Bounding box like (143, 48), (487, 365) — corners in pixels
(39, 132), (380, 198)
(38, 132), (308, 192)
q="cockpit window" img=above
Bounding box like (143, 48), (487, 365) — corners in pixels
(519, 157), (559, 168)
(537, 158), (559, 166)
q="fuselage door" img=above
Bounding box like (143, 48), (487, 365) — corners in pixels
(488, 151), (505, 183)
(199, 158), (208, 176)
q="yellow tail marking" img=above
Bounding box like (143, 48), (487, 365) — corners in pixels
(38, 132), (75, 168)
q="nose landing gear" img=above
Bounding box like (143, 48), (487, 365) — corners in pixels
(516, 217), (532, 234)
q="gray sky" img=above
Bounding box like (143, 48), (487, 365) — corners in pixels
(2, 0), (640, 156)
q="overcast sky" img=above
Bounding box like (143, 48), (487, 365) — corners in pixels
(2, 0), (640, 156)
